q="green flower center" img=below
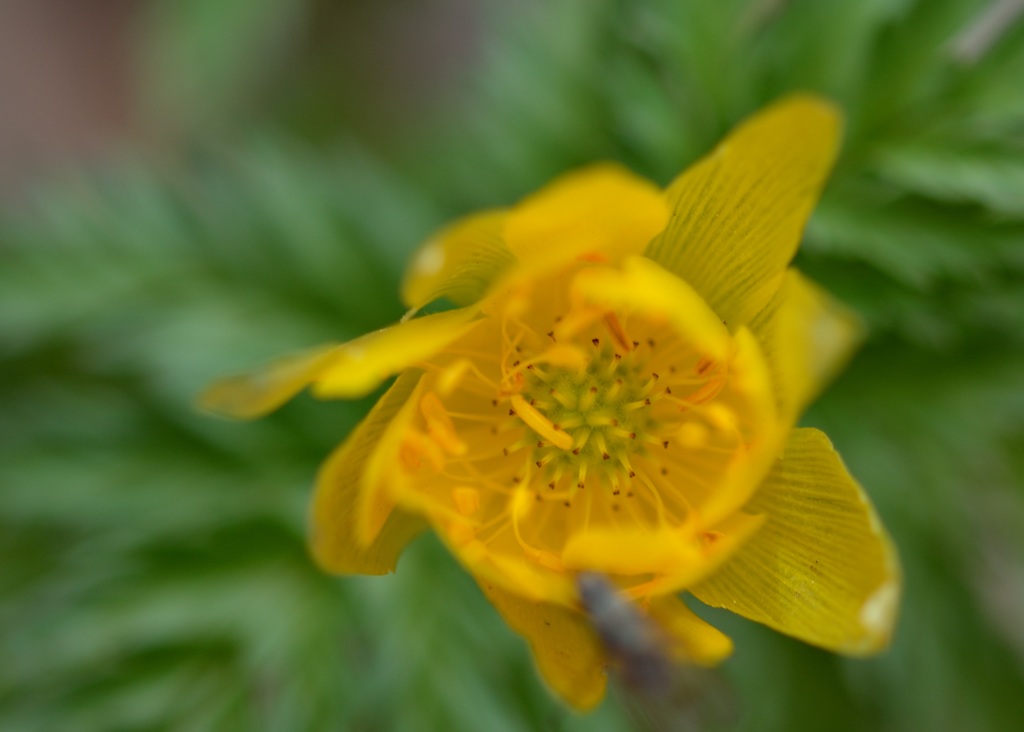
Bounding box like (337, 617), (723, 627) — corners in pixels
(521, 344), (657, 489)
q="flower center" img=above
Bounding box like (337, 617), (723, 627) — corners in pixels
(521, 342), (658, 489)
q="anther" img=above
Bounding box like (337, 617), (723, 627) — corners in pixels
(592, 338), (600, 347)
(510, 394), (574, 450)
(603, 313), (632, 351)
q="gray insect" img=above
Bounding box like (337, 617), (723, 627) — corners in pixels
(576, 571), (675, 693)
(575, 572), (738, 732)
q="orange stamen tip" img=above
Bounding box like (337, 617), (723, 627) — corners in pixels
(696, 357), (716, 375)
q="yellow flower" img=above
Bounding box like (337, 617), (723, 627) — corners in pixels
(201, 95), (900, 709)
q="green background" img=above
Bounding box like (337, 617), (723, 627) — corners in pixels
(3, 0), (1024, 729)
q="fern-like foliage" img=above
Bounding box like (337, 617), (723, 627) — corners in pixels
(2, 1), (1024, 731)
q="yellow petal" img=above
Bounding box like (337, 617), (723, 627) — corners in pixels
(505, 163), (668, 266)
(309, 371), (427, 575)
(697, 327), (784, 528)
(198, 343), (340, 419)
(561, 526), (702, 576)
(401, 209), (514, 309)
(569, 256), (731, 363)
(692, 428), (900, 655)
(358, 376), (431, 545)
(625, 511), (767, 599)
(479, 580), (608, 710)
(312, 307), (482, 399)
(645, 95), (842, 328)
(750, 269), (864, 421)
(646, 595), (733, 665)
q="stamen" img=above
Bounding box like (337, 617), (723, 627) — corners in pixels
(603, 313), (633, 352)
(510, 487), (565, 571)
(578, 385), (598, 412)
(400, 429), (445, 472)
(605, 353), (623, 376)
(695, 357), (716, 376)
(452, 488), (481, 516)
(509, 394), (574, 450)
(686, 379), (726, 405)
(550, 390), (575, 409)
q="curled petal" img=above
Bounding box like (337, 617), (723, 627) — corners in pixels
(569, 255), (732, 363)
(692, 428), (901, 655)
(646, 595), (733, 665)
(561, 526), (703, 576)
(625, 511), (767, 600)
(697, 327), (785, 527)
(310, 371), (427, 574)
